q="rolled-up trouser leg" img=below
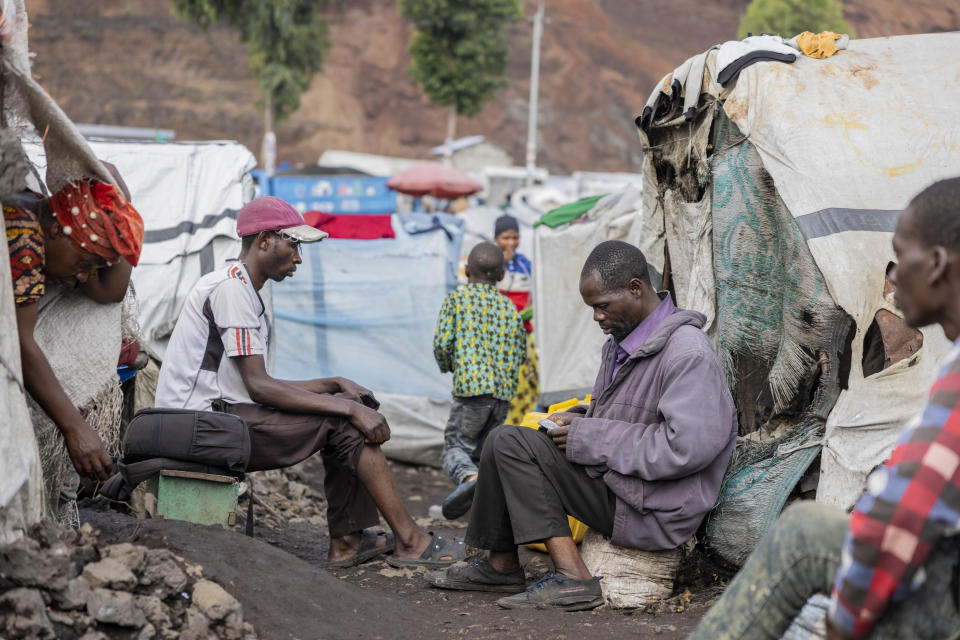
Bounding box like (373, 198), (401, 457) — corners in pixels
(321, 441), (380, 538)
(465, 425), (615, 551)
(224, 402), (379, 538)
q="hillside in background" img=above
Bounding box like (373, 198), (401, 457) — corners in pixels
(26, 0), (960, 173)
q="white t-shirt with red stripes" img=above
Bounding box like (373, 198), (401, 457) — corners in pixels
(155, 261), (269, 410)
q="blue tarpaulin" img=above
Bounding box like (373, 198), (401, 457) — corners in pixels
(272, 215), (463, 400)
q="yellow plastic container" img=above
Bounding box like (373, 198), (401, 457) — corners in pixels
(519, 395), (591, 552)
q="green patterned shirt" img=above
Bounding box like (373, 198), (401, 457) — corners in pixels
(433, 283), (526, 401)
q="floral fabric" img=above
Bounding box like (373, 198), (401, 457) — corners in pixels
(4, 203), (45, 306)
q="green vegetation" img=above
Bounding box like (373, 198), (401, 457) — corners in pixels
(737, 0), (855, 40)
(398, 0), (522, 136)
(170, 0), (329, 123)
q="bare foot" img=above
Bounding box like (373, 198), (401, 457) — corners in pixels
(327, 530), (391, 564)
(391, 529), (433, 561)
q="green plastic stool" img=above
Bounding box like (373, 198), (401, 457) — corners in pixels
(145, 470), (239, 527)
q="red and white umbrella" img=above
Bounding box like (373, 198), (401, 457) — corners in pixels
(386, 162), (482, 199)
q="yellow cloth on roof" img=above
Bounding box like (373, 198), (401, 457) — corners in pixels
(795, 31), (843, 59)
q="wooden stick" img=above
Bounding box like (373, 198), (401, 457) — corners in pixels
(252, 492), (284, 520)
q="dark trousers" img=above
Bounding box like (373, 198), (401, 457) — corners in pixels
(223, 402), (380, 538)
(441, 395), (511, 485)
(466, 425), (616, 551)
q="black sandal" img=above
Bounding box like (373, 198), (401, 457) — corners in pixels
(326, 529), (395, 569)
(385, 532), (473, 568)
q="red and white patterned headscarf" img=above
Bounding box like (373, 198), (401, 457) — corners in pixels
(48, 179), (144, 267)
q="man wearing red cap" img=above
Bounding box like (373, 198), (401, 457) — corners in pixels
(4, 172), (144, 487)
(156, 196), (470, 569)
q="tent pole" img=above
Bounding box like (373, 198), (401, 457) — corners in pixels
(525, 1), (544, 188)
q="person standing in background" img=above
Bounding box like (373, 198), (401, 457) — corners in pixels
(493, 214), (538, 424)
(493, 214), (532, 324)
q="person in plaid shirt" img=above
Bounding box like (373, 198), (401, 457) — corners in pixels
(690, 177), (960, 640)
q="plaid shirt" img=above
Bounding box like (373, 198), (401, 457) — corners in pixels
(433, 282), (526, 401)
(829, 339), (960, 637)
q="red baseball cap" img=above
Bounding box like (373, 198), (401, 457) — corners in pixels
(236, 196), (328, 242)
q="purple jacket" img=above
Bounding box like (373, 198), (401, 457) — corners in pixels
(565, 310), (737, 550)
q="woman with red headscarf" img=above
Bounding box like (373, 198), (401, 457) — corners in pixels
(4, 165), (143, 486)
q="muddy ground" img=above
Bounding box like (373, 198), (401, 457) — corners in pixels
(81, 461), (725, 640)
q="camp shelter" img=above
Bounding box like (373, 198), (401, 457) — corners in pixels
(532, 186), (656, 406)
(637, 32), (960, 566)
(271, 213), (464, 465)
(77, 140), (257, 359)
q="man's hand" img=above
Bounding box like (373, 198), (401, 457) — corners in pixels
(337, 377), (379, 409)
(348, 404), (391, 444)
(545, 412), (578, 450)
(546, 411), (576, 426)
(62, 422), (114, 481)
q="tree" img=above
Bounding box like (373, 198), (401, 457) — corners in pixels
(170, 0), (329, 171)
(398, 0), (522, 150)
(737, 0), (855, 40)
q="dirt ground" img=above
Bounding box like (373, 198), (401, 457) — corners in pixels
(80, 460), (724, 640)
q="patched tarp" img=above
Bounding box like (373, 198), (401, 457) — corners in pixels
(720, 33), (959, 511)
(638, 32), (960, 566)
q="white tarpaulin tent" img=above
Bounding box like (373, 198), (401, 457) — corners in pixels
(638, 31), (960, 564)
(70, 140), (258, 358)
(532, 184), (649, 405)
(719, 34), (959, 508)
(23, 139), (258, 358)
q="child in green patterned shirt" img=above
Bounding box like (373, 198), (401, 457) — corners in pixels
(433, 242), (527, 519)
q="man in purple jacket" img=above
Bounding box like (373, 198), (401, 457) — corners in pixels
(428, 240), (738, 609)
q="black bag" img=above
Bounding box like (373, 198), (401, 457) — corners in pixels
(99, 408), (250, 501)
(123, 408), (250, 473)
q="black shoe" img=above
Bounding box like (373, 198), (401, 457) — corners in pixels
(426, 556), (526, 593)
(496, 573), (603, 610)
(441, 478), (478, 520)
